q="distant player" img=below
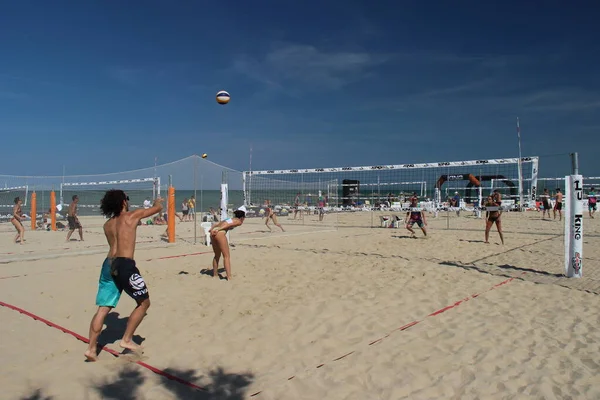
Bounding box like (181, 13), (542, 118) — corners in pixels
(318, 195), (325, 222)
(293, 192), (301, 220)
(208, 206), (246, 280)
(11, 197), (25, 244)
(484, 195), (504, 244)
(540, 188), (552, 219)
(405, 196), (427, 238)
(553, 188), (563, 221)
(264, 200), (285, 232)
(88, 190), (162, 359)
(589, 187), (597, 218)
(66, 195), (84, 242)
(492, 189), (502, 206)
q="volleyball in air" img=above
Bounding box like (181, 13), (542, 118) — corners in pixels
(216, 90), (230, 105)
(202, 153), (208, 159)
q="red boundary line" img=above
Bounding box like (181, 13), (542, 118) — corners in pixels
(249, 273), (524, 397)
(0, 300), (207, 392)
(0, 273), (524, 397)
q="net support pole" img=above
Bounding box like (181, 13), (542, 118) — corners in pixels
(221, 171), (230, 242)
(167, 186), (175, 243)
(564, 173), (583, 278)
(221, 171), (229, 221)
(30, 192), (37, 230)
(50, 191), (57, 231)
(571, 152), (579, 175)
(194, 155), (198, 245)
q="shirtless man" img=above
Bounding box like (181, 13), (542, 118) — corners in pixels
(66, 195), (84, 242)
(84, 190), (163, 360)
(11, 197), (25, 244)
(553, 188), (563, 221)
(540, 188), (552, 219)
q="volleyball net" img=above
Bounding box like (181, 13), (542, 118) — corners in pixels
(0, 155), (243, 242)
(245, 156), (540, 213)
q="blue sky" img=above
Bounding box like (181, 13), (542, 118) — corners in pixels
(1, 1), (599, 178)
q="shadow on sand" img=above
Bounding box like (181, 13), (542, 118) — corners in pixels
(20, 389), (53, 400)
(200, 268), (227, 280)
(439, 260), (564, 278)
(21, 364), (254, 400)
(92, 312), (146, 358)
(91, 365), (254, 400)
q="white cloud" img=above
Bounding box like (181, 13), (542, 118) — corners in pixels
(233, 43), (386, 91)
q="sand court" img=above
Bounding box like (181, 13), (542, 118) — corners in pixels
(1, 211), (599, 399)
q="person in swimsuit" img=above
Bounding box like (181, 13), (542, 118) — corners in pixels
(589, 187), (597, 219)
(293, 192), (301, 220)
(492, 190), (502, 206)
(553, 188), (563, 221)
(66, 195), (84, 242)
(264, 200), (285, 232)
(209, 206), (246, 280)
(484, 195), (504, 244)
(11, 197), (25, 244)
(540, 188), (552, 220)
(405, 196), (427, 238)
(181, 199), (189, 221)
(85, 190), (163, 359)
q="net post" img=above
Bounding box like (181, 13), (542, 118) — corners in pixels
(564, 174), (583, 278)
(220, 171), (229, 221)
(221, 171), (230, 242)
(50, 191), (57, 231)
(168, 185), (176, 243)
(30, 191), (37, 230)
(571, 152), (579, 175)
(194, 155), (198, 245)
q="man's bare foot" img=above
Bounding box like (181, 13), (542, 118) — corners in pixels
(84, 349), (98, 361)
(484, 241), (489, 244)
(119, 340), (143, 352)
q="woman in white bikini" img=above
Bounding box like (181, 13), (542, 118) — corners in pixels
(209, 206), (246, 280)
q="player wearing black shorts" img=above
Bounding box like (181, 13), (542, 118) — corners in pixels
(66, 195), (84, 242)
(97, 189), (163, 353)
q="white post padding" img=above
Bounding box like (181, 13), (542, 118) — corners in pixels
(220, 183), (228, 221)
(564, 175), (583, 278)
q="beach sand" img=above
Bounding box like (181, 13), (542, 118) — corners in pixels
(1, 211), (599, 399)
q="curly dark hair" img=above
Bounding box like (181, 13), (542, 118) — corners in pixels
(233, 210), (245, 219)
(14, 197), (20, 204)
(100, 189), (127, 218)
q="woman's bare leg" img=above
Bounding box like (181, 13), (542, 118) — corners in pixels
(484, 220), (492, 243)
(496, 220), (504, 244)
(211, 239), (221, 277)
(215, 233), (232, 280)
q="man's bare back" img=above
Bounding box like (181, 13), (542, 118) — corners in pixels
(103, 218), (118, 259)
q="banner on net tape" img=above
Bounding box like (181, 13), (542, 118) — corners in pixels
(245, 157), (539, 175)
(564, 175), (583, 278)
